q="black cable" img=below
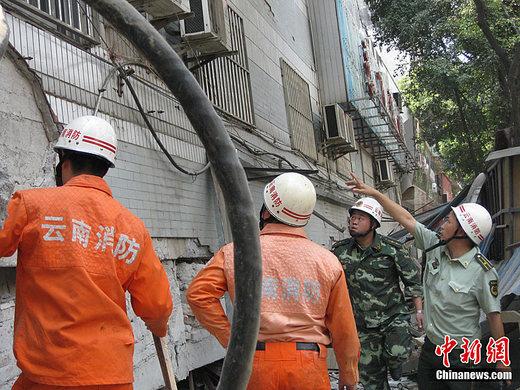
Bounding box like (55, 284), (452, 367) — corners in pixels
(95, 64), (284, 176)
(230, 134), (296, 169)
(82, 1), (262, 389)
(119, 66), (210, 177)
(77, 0), (210, 178)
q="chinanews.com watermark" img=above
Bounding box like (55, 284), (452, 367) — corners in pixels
(436, 369), (512, 381)
(434, 335), (513, 382)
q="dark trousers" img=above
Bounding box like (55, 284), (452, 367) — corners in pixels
(358, 316), (412, 390)
(417, 337), (476, 390)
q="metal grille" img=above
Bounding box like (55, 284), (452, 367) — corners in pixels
(281, 59), (317, 159)
(8, 0), (98, 41)
(184, 0), (204, 34)
(195, 7), (254, 125)
(482, 161), (505, 262)
(6, 13), (206, 164)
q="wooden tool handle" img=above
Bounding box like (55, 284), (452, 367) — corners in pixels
(153, 334), (178, 390)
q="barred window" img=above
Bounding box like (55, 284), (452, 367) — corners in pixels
(280, 59), (317, 159)
(8, 0), (99, 44)
(195, 6), (254, 125)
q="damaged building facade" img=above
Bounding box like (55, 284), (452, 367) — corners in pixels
(0, 0), (422, 388)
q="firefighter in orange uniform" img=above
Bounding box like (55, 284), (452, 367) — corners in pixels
(0, 116), (173, 389)
(187, 172), (360, 390)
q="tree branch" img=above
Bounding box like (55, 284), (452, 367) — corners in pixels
(509, 42), (520, 145)
(473, 0), (511, 71)
(497, 67), (511, 102)
(511, 42), (520, 83)
(451, 83), (484, 163)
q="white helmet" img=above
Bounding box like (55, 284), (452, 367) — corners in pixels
(0, 4), (9, 60)
(349, 197), (383, 226)
(263, 173), (316, 227)
(54, 116), (117, 167)
(452, 203), (492, 245)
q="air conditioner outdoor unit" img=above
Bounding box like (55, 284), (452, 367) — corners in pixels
(323, 104), (356, 153)
(375, 158), (395, 186)
(432, 182), (438, 192)
(180, 0), (231, 54)
(128, 0), (190, 20)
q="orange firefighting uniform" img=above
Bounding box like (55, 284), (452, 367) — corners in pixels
(187, 223), (360, 389)
(12, 375), (133, 390)
(0, 175), (173, 388)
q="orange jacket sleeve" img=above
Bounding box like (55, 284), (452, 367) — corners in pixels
(0, 192), (27, 258)
(186, 250), (230, 347)
(127, 233), (173, 337)
(325, 270), (360, 386)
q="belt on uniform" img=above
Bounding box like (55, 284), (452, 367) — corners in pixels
(255, 341), (320, 351)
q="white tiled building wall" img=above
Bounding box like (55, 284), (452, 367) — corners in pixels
(0, 0), (411, 388)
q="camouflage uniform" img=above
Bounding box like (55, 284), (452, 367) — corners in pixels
(333, 233), (422, 390)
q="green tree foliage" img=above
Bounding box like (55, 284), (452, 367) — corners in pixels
(366, 0), (520, 182)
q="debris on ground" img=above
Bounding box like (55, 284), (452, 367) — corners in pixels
(328, 370), (419, 389)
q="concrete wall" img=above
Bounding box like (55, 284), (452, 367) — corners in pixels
(0, 50), (55, 386)
(0, 50), (227, 387)
(0, 50), (56, 215)
(233, 0), (320, 142)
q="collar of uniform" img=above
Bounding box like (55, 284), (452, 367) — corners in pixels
(353, 232), (382, 253)
(371, 233), (383, 252)
(64, 174), (113, 197)
(445, 246), (478, 268)
(260, 223), (308, 239)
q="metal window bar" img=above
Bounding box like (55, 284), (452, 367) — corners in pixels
(6, 13), (203, 154)
(280, 59), (316, 159)
(195, 6), (254, 126)
(16, 0), (96, 37)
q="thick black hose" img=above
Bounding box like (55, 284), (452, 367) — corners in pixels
(81, 0), (263, 388)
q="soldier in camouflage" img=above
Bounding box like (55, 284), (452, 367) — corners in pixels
(333, 197), (423, 390)
(345, 173), (511, 390)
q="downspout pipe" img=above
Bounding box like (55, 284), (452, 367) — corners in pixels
(81, 0), (262, 388)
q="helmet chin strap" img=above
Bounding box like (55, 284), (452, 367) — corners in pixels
(259, 204), (268, 230)
(54, 159), (64, 187)
(424, 230), (468, 254)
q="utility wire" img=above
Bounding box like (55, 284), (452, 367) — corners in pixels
(75, 1), (209, 177)
(118, 66), (210, 176)
(81, 0), (298, 176)
(80, 1), (332, 179)
(229, 134), (296, 169)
